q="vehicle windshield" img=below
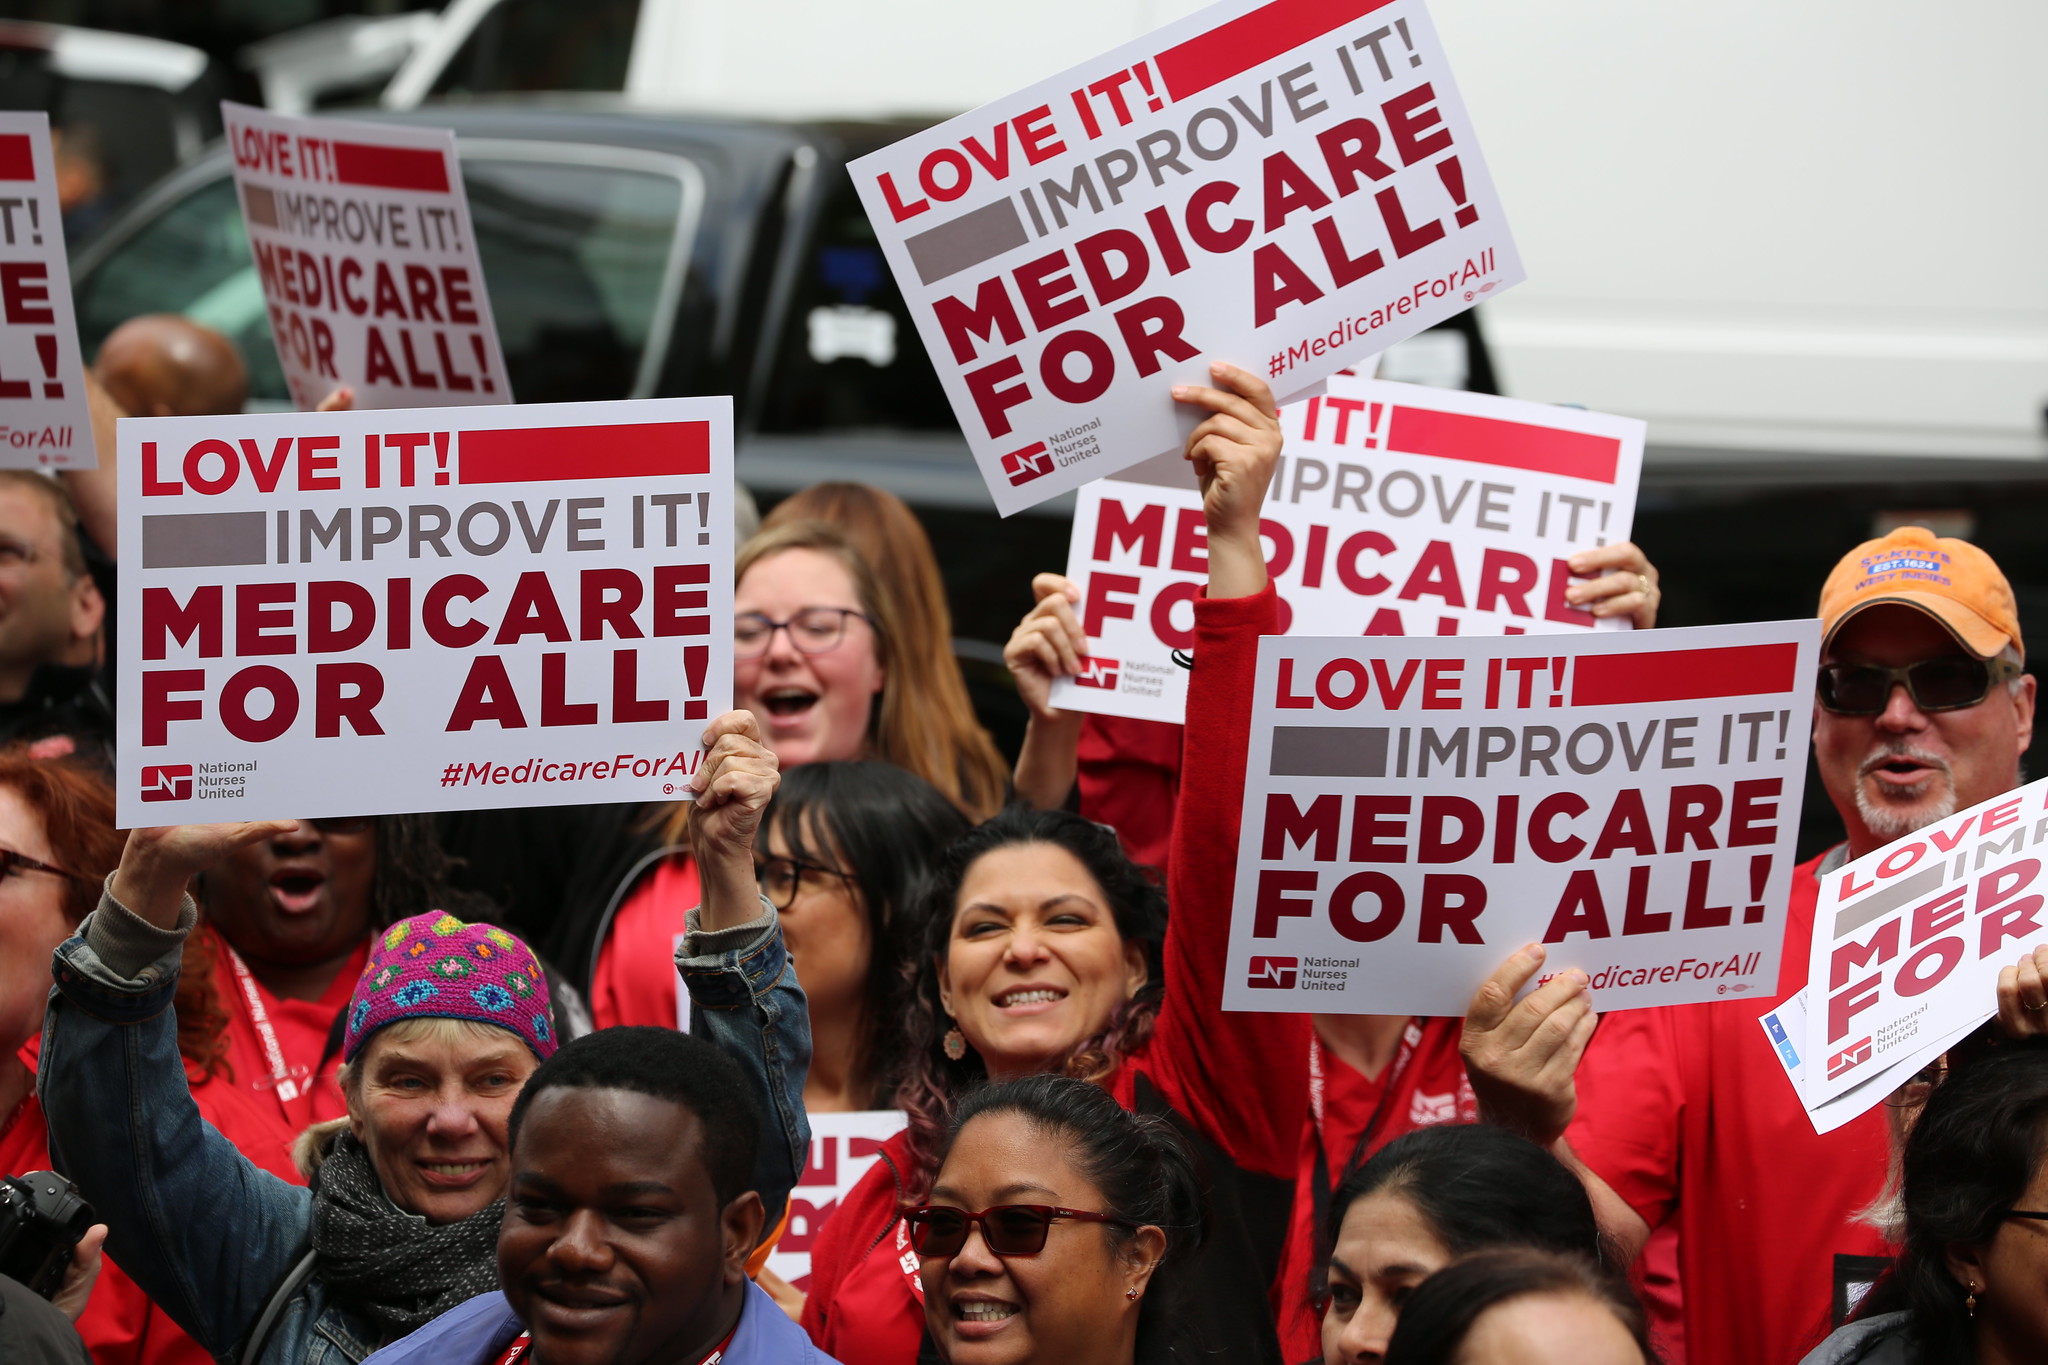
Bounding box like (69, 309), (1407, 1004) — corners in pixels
(74, 150), (690, 407)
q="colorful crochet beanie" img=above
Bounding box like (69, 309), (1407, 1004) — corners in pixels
(343, 911), (557, 1062)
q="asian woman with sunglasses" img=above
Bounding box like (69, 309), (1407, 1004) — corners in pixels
(909, 1075), (1205, 1365)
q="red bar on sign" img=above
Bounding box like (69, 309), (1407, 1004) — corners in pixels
(332, 141), (450, 193)
(1571, 643), (1802, 706)
(459, 421), (711, 484)
(1387, 406), (1621, 484)
(1153, 0), (1398, 102)
(0, 135), (34, 182)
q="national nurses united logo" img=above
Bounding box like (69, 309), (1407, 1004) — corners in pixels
(1001, 441), (1055, 487)
(1072, 657), (1120, 690)
(1247, 956), (1298, 989)
(140, 765), (193, 802)
(1827, 1037), (1872, 1081)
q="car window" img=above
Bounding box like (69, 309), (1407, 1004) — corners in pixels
(74, 151), (691, 408)
(756, 164), (954, 433)
(428, 0), (636, 99)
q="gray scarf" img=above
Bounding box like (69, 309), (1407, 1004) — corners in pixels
(310, 1130), (505, 1339)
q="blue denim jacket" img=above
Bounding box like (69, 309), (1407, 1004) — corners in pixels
(39, 892), (810, 1365)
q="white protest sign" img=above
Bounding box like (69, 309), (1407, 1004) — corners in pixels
(222, 102), (513, 411)
(0, 114), (92, 469)
(1225, 621), (1821, 1016)
(1798, 777), (2048, 1131)
(116, 398), (731, 825)
(1052, 376), (1643, 722)
(770, 1109), (909, 1291)
(851, 0), (1519, 515)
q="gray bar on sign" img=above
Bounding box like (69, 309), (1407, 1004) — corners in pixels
(1831, 862), (1947, 941)
(241, 183), (278, 229)
(906, 198), (1029, 285)
(1271, 727), (1389, 778)
(142, 512), (267, 569)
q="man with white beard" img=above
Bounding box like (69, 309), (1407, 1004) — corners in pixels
(1458, 526), (2035, 1365)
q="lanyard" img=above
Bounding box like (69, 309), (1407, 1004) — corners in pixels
(224, 943), (313, 1107)
(500, 1327), (733, 1365)
(893, 1214), (924, 1303)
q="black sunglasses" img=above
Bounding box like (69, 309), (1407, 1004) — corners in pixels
(903, 1204), (1131, 1259)
(0, 846), (88, 883)
(1816, 657), (2022, 716)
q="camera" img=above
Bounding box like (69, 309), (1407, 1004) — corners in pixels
(0, 1171), (95, 1298)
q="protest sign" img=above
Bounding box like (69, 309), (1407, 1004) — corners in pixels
(0, 114), (92, 469)
(1797, 776), (2048, 1131)
(1224, 621), (1820, 1016)
(1051, 375), (1644, 722)
(851, 0), (1519, 515)
(769, 1109), (910, 1291)
(116, 398), (731, 825)
(222, 102), (513, 411)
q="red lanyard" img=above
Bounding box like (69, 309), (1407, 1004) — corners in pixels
(224, 944), (313, 1109)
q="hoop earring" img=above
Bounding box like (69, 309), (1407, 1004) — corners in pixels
(943, 1020), (966, 1061)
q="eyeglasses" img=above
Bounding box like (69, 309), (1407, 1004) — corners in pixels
(755, 855), (855, 910)
(0, 846), (87, 884)
(902, 1204), (1132, 1259)
(2007, 1211), (2048, 1224)
(1816, 657), (2023, 715)
(732, 608), (870, 659)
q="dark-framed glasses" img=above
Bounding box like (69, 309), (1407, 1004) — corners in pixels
(0, 847), (88, 883)
(2007, 1210), (2048, 1224)
(902, 1204), (1132, 1259)
(732, 607), (869, 659)
(755, 854), (855, 910)
(1816, 656), (2022, 716)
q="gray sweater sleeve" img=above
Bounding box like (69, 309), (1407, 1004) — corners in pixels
(81, 873), (197, 980)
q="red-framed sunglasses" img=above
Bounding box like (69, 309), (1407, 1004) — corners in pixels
(903, 1204), (1131, 1258)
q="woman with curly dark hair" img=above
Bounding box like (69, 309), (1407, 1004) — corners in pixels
(801, 363), (1309, 1365)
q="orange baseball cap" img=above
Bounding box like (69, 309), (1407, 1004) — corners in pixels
(1818, 526), (2023, 661)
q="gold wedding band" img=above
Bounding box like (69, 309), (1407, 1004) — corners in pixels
(2029, 998), (2048, 1011)
(1636, 572), (1651, 595)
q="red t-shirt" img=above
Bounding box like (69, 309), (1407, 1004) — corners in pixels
(590, 854), (702, 1030)
(1567, 851), (1891, 1365)
(1270, 1023), (1474, 1364)
(1076, 714), (1182, 874)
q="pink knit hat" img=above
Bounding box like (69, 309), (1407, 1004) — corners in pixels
(343, 912), (557, 1062)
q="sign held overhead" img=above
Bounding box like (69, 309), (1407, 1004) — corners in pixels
(0, 114), (92, 469)
(117, 398), (733, 825)
(853, 0), (1521, 514)
(1225, 621), (1821, 1017)
(223, 102), (514, 411)
(1054, 376), (1643, 723)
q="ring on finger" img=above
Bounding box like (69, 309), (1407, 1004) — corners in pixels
(2030, 998), (2048, 1011)
(1636, 572), (1651, 596)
